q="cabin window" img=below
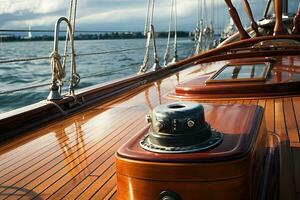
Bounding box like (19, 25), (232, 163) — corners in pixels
(206, 62), (270, 84)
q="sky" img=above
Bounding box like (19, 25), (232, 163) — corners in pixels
(0, 0), (284, 33)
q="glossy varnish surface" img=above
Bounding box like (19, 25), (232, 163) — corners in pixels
(117, 104), (264, 163)
(0, 55), (300, 199)
(175, 56), (300, 99)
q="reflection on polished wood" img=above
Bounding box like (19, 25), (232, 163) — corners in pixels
(174, 56), (300, 99)
(0, 55), (300, 199)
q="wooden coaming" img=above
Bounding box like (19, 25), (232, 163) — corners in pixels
(0, 54), (300, 199)
(174, 56), (300, 99)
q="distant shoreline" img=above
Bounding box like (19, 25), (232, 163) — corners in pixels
(0, 31), (191, 42)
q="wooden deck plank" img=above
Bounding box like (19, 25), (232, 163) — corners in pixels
(0, 107), (108, 161)
(243, 100), (252, 104)
(265, 99), (275, 133)
(292, 147), (300, 193)
(90, 175), (117, 200)
(0, 107), (111, 165)
(250, 99), (259, 105)
(283, 98), (300, 143)
(0, 108), (143, 196)
(21, 117), (145, 199)
(0, 108), (130, 178)
(0, 108), (133, 181)
(19, 122), (142, 199)
(104, 186), (117, 200)
(292, 97), (300, 140)
(59, 157), (115, 199)
(1, 61), (300, 199)
(275, 98), (297, 200)
(257, 99), (266, 109)
(274, 98), (288, 139)
(75, 169), (116, 199)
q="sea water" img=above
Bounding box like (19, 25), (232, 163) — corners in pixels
(0, 38), (194, 113)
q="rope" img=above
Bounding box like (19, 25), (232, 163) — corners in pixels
(139, 0), (157, 73)
(163, 0), (174, 66)
(62, 0), (74, 72)
(66, 0), (80, 96)
(50, 51), (65, 86)
(144, 0), (151, 35)
(46, 101), (68, 115)
(139, 31), (151, 73)
(151, 25), (161, 71)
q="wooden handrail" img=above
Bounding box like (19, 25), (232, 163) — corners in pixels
(274, 0), (286, 35)
(224, 0), (250, 40)
(292, 4), (300, 34)
(243, 0), (260, 36)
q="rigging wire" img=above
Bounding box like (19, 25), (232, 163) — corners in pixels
(0, 44), (193, 95)
(195, 0), (203, 54)
(62, 0), (75, 72)
(0, 66), (133, 95)
(0, 29), (144, 33)
(144, 0), (151, 36)
(163, 0), (175, 66)
(0, 46), (162, 65)
(139, 0), (161, 73)
(173, 0), (178, 63)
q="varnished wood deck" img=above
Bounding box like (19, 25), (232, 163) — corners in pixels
(1, 60), (300, 199)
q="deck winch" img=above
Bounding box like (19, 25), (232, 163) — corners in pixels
(141, 102), (223, 153)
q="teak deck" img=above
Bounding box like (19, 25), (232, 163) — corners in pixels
(1, 58), (300, 199)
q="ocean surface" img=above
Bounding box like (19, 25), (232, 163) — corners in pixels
(0, 38), (194, 114)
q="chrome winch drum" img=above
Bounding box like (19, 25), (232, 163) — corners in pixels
(140, 102), (223, 154)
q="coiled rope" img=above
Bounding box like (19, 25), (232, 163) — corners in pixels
(50, 51), (65, 87)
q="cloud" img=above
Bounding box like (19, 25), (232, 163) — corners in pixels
(0, 0), (268, 31)
(0, 0), (65, 14)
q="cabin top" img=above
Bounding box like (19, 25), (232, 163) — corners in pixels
(173, 55), (300, 99)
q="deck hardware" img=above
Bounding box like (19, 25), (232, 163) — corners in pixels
(159, 191), (181, 200)
(155, 121), (164, 132)
(140, 102), (223, 153)
(187, 120), (195, 128)
(48, 2), (80, 101)
(146, 115), (152, 123)
(48, 82), (63, 100)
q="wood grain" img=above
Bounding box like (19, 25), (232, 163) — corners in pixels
(0, 52), (299, 199)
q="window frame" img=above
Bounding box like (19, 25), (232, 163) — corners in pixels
(206, 61), (271, 84)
